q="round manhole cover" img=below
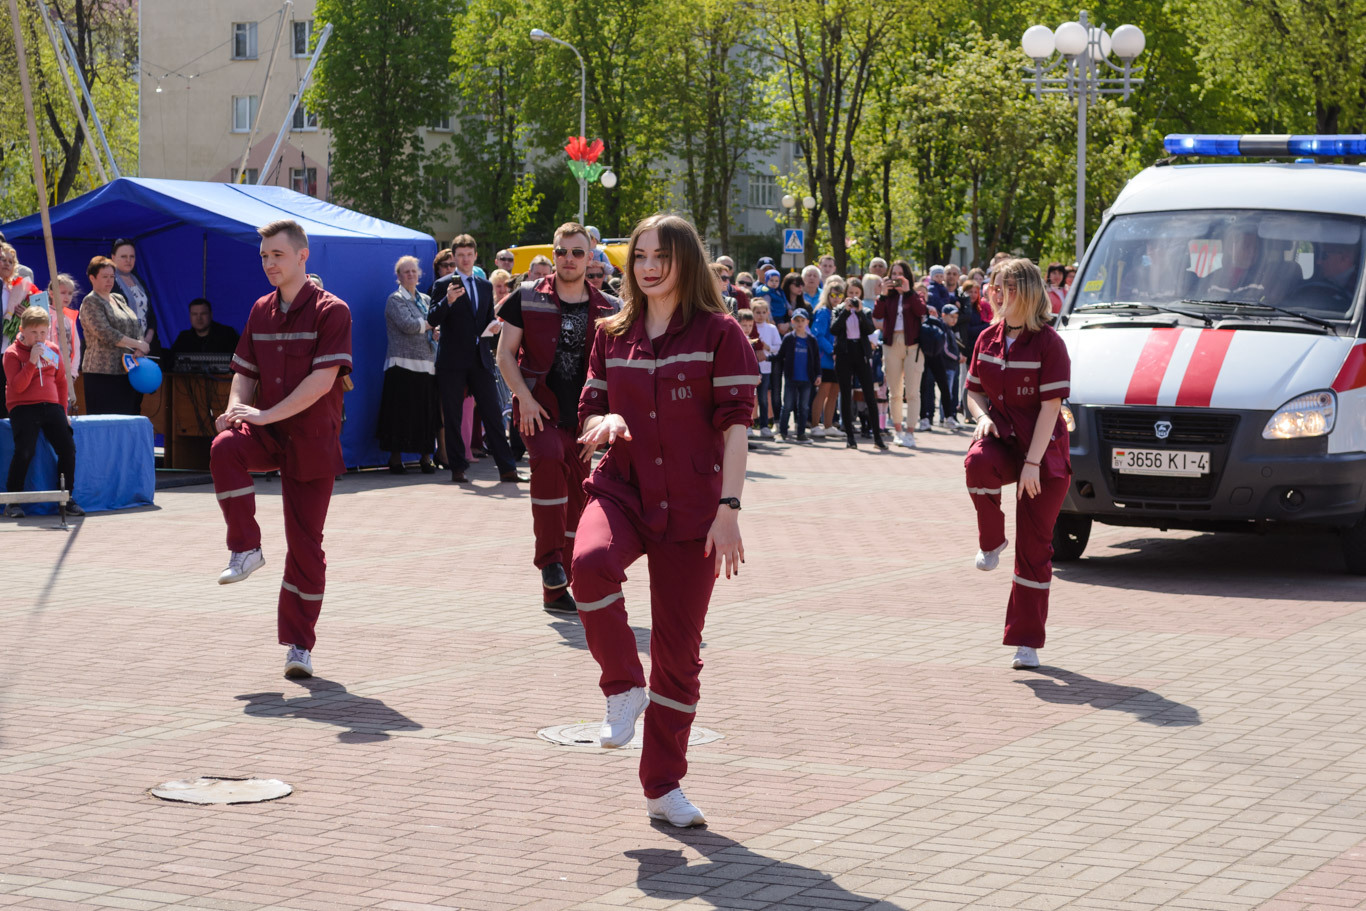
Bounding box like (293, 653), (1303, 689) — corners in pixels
(149, 776), (292, 805)
(538, 723), (723, 749)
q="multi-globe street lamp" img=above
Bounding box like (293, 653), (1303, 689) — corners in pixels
(1021, 11), (1145, 262)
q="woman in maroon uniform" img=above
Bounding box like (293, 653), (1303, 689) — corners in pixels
(963, 258), (1071, 670)
(573, 214), (759, 827)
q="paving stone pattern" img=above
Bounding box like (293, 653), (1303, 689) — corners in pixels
(2, 430), (1365, 910)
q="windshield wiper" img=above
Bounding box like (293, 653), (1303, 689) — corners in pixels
(1179, 299), (1337, 332)
(1075, 302), (1212, 326)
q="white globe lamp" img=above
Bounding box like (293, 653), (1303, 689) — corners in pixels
(1111, 24), (1145, 60)
(1021, 25), (1055, 60)
(1053, 21), (1087, 56)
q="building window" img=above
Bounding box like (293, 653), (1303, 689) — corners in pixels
(428, 114), (453, 132)
(230, 167), (259, 184)
(291, 95), (318, 130)
(291, 167), (318, 196)
(291, 19), (312, 57)
(231, 95), (259, 132)
(748, 174), (778, 208)
(232, 22), (258, 60)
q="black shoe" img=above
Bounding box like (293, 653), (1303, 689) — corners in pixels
(5, 504), (25, 518)
(471, 447), (488, 459)
(543, 591), (578, 614)
(419, 457), (435, 474)
(874, 438), (889, 451)
(796, 433), (808, 442)
(846, 441), (858, 449)
(500, 469), (528, 483)
(389, 463), (407, 475)
(450, 471), (469, 483)
(65, 501), (85, 516)
(541, 562), (569, 590)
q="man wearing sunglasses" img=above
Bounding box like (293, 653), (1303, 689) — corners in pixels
(428, 235), (524, 484)
(496, 223), (618, 613)
(584, 263), (623, 312)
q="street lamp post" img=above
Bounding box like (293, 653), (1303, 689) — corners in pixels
(1021, 11), (1145, 262)
(530, 28), (588, 225)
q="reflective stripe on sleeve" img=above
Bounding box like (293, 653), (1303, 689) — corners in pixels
(577, 591), (623, 612)
(232, 354), (258, 373)
(649, 691), (698, 713)
(584, 378), (608, 391)
(312, 353), (352, 368)
(253, 332), (319, 341)
(564, 531), (576, 539)
(1012, 575), (1051, 591)
(282, 581), (325, 601)
(1039, 381), (1069, 392)
(713, 374), (760, 387)
(965, 373), (980, 384)
(530, 496), (569, 506)
(216, 486), (256, 500)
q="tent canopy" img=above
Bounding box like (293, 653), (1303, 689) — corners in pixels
(1, 177), (439, 468)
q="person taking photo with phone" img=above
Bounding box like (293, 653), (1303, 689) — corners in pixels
(872, 260), (927, 448)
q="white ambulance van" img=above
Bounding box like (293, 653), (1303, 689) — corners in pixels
(1055, 134), (1366, 572)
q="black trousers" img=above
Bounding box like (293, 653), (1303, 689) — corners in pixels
(7, 402), (76, 493)
(437, 364), (516, 473)
(920, 355), (954, 421)
(84, 372), (140, 416)
(835, 346), (884, 446)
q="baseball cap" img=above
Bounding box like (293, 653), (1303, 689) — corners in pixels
(941, 303), (958, 316)
(791, 308), (811, 321)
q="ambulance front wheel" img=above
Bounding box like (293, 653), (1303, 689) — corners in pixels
(1339, 511), (1366, 575)
(1052, 513), (1092, 562)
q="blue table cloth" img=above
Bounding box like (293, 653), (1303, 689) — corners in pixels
(0, 414), (155, 514)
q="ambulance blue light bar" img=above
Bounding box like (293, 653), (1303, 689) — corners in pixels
(1165, 134), (1366, 157)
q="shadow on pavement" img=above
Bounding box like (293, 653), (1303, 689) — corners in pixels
(1053, 532), (1366, 601)
(235, 677), (423, 742)
(628, 826), (906, 910)
(1016, 667), (1201, 726)
(548, 614), (697, 653)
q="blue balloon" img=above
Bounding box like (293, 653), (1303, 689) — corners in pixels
(123, 354), (163, 394)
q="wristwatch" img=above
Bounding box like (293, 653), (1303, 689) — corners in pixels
(718, 497), (741, 511)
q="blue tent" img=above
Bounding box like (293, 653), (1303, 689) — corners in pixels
(0, 177), (438, 468)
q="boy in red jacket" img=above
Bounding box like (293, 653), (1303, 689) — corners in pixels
(3, 306), (82, 518)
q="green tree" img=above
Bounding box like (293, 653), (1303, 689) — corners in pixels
(309, 0), (456, 230)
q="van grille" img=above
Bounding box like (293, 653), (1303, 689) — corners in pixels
(1099, 410), (1238, 445)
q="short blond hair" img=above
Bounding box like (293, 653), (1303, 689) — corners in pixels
(394, 254), (420, 277)
(259, 219), (309, 250)
(20, 305), (50, 327)
(993, 258), (1051, 332)
(488, 269), (512, 287)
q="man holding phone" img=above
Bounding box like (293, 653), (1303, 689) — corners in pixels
(872, 259), (927, 448)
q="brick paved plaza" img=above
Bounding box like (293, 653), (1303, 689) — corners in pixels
(2, 431), (1365, 910)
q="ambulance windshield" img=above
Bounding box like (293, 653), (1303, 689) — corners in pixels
(1073, 209), (1363, 322)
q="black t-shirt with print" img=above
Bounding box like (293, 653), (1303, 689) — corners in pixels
(499, 289), (591, 430)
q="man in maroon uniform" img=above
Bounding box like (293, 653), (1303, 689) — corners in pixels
(210, 219), (352, 680)
(496, 223), (616, 613)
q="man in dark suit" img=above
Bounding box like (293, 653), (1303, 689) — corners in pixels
(428, 235), (524, 484)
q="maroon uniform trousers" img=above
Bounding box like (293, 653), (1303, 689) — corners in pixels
(965, 434), (1068, 649)
(525, 423), (588, 602)
(212, 424), (334, 651)
(572, 496), (716, 799)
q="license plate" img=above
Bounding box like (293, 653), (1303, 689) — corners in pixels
(1111, 448), (1210, 477)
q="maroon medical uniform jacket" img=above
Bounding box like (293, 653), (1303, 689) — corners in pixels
(965, 322), (1071, 478)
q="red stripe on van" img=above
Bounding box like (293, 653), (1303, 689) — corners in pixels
(1124, 328), (1182, 405)
(1332, 342), (1366, 392)
(1175, 330), (1235, 407)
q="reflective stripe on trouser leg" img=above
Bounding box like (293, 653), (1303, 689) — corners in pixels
(640, 535), (715, 800)
(1004, 472), (1069, 650)
(571, 497), (647, 694)
(277, 474), (334, 652)
(211, 425), (281, 553)
(964, 435), (1017, 552)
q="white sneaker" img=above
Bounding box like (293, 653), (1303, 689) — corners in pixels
(1011, 646), (1040, 669)
(748, 427), (758, 438)
(915, 418), (932, 432)
(218, 548), (265, 584)
(646, 787), (707, 827)
(600, 686), (648, 748)
(760, 427), (774, 439)
(975, 539), (1009, 571)
(895, 431), (916, 448)
(283, 646), (313, 679)
(945, 416), (962, 431)
(811, 426), (826, 438)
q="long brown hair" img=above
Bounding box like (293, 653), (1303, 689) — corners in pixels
(600, 213), (727, 337)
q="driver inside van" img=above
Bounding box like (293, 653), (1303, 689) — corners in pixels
(1198, 224), (1300, 303)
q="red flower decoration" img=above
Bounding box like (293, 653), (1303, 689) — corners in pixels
(564, 136), (605, 164)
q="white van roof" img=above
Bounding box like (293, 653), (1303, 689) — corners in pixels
(1112, 163), (1366, 218)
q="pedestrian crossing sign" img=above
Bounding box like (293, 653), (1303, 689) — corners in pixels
(783, 229), (804, 254)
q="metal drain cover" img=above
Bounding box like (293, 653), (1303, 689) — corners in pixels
(538, 722), (723, 749)
(150, 776), (292, 805)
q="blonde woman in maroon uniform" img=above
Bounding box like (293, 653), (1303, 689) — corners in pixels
(963, 258), (1072, 670)
(572, 213), (759, 827)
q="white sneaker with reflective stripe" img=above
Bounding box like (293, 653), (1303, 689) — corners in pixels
(646, 787), (707, 827)
(283, 646), (313, 679)
(218, 548), (265, 584)
(600, 686), (648, 748)
(1011, 646), (1040, 669)
(975, 539), (1008, 572)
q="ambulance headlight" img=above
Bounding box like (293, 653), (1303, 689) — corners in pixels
(1060, 403), (1077, 432)
(1262, 390), (1336, 439)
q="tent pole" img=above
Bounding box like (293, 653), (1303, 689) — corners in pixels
(34, 0), (109, 184)
(8, 0), (73, 402)
(235, 0), (291, 184)
(55, 20), (119, 179)
(257, 22), (331, 186)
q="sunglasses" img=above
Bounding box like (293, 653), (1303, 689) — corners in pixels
(586, 272), (604, 279)
(496, 256), (514, 263)
(829, 291), (845, 300)
(554, 247), (588, 259)
(738, 280), (753, 288)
